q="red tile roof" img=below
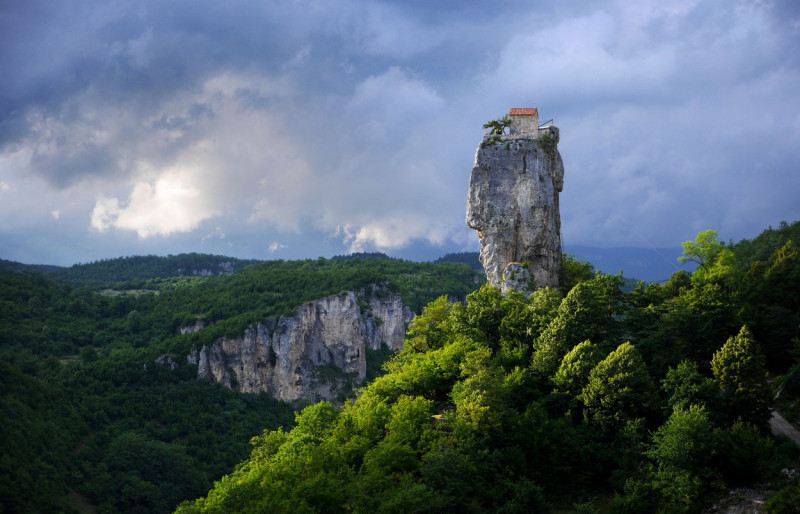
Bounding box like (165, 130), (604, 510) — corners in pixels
(509, 107), (538, 116)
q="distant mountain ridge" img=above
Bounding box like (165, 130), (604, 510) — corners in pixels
(433, 252), (483, 272)
(0, 258), (63, 274)
(433, 247), (692, 283)
(565, 245), (691, 283)
(42, 253), (262, 287)
(1, 247), (688, 286)
(8, 221), (799, 287)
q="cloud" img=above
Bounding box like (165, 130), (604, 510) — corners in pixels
(346, 67), (444, 140)
(91, 170), (211, 237)
(344, 3), (445, 59)
(268, 241), (287, 253)
(0, 1), (486, 256)
(335, 211), (451, 253)
(69, 67), (316, 237)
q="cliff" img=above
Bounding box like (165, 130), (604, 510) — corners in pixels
(193, 285), (413, 403)
(466, 126), (565, 293)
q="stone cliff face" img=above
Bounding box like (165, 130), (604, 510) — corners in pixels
(195, 285), (413, 403)
(179, 319), (215, 335)
(466, 126), (564, 293)
(177, 261), (235, 276)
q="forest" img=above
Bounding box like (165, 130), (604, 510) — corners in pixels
(176, 222), (800, 513)
(0, 255), (483, 513)
(1, 221), (799, 512)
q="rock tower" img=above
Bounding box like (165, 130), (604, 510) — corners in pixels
(466, 108), (565, 294)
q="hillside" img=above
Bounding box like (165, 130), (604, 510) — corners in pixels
(43, 253), (262, 288)
(1, 223), (799, 512)
(3, 241), (715, 288)
(0, 257), (63, 274)
(433, 252), (484, 272)
(178, 224), (800, 513)
(730, 220), (800, 269)
(0, 257), (483, 513)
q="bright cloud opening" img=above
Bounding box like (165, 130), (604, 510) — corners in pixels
(91, 171), (216, 237)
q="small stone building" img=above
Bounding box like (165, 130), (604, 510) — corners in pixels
(508, 107), (539, 135)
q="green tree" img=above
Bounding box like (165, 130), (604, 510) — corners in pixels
(450, 284), (506, 351)
(80, 345), (99, 363)
(645, 405), (718, 511)
(679, 229), (725, 273)
(406, 296), (453, 353)
(729, 219), (800, 269)
(711, 325), (771, 427)
(648, 405), (715, 475)
(552, 340), (602, 399)
(661, 360), (718, 413)
(714, 420), (774, 485)
(533, 275), (622, 376)
(701, 247), (741, 288)
(483, 115), (511, 135)
(490, 288), (561, 371)
(766, 477), (800, 514)
(451, 347), (508, 433)
(126, 309), (143, 334)
(526, 286), (563, 336)
(635, 279), (743, 377)
(100, 431), (205, 513)
(679, 229), (743, 288)
(742, 240), (800, 370)
(559, 253), (595, 296)
(583, 342), (653, 428)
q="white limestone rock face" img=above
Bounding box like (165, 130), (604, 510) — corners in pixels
(501, 263), (533, 296)
(365, 285), (414, 351)
(196, 286), (413, 403)
(179, 319), (215, 335)
(466, 126), (564, 293)
(197, 322), (276, 393)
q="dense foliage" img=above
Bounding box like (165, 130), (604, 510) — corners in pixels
(0, 257), (62, 274)
(729, 220), (800, 269)
(178, 224), (800, 513)
(3, 223), (799, 512)
(44, 253), (262, 289)
(0, 256), (483, 513)
(433, 252), (484, 272)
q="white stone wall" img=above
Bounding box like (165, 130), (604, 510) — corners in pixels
(509, 115), (539, 135)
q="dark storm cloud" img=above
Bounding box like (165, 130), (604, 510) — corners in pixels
(1, 0), (475, 185)
(2, 0), (308, 177)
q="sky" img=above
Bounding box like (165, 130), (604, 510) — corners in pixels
(2, 0), (799, 266)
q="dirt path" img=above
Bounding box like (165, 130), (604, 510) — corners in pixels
(769, 411), (800, 446)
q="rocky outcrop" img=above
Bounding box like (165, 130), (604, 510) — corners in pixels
(194, 285), (413, 403)
(154, 354), (178, 370)
(177, 261), (235, 276)
(179, 319), (215, 335)
(466, 126), (564, 294)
